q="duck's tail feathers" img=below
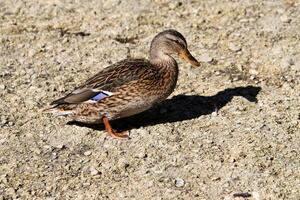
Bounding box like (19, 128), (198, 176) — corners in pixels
(41, 105), (74, 116)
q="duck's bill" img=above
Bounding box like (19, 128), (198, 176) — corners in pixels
(179, 49), (200, 67)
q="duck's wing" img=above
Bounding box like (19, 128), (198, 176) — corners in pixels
(51, 59), (153, 105)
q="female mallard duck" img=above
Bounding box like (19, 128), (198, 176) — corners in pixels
(46, 29), (200, 139)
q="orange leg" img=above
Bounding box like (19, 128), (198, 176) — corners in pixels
(102, 116), (129, 139)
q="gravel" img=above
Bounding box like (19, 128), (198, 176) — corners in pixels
(1, 0), (300, 199)
(175, 178), (185, 187)
(198, 53), (213, 63)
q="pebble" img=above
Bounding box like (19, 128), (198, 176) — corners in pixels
(62, 37), (69, 44)
(280, 15), (291, 23)
(290, 64), (300, 71)
(52, 152), (58, 159)
(281, 56), (294, 69)
(175, 178), (185, 187)
(237, 64), (243, 71)
(90, 167), (99, 175)
(43, 145), (53, 151)
(1, 70), (11, 77)
(6, 188), (16, 198)
(214, 70), (221, 75)
(31, 147), (41, 155)
(211, 176), (221, 181)
(249, 69), (258, 75)
(252, 191), (260, 200)
(228, 42), (241, 52)
(76, 194), (85, 200)
(0, 138), (6, 145)
(233, 192), (252, 198)
(204, 139), (214, 144)
(211, 111), (218, 117)
(232, 77), (239, 81)
(0, 174), (8, 184)
(198, 53), (213, 63)
(28, 49), (36, 57)
(55, 144), (65, 149)
(8, 121), (14, 126)
(168, 1), (181, 9)
(84, 150), (92, 156)
(0, 84), (5, 90)
(1, 116), (8, 125)
(137, 148), (147, 158)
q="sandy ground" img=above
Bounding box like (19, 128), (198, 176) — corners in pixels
(1, 0), (300, 199)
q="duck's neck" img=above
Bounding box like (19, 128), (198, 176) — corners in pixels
(150, 54), (178, 84)
(149, 50), (177, 70)
(149, 50), (179, 95)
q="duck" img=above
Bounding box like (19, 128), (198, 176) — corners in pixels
(45, 29), (200, 139)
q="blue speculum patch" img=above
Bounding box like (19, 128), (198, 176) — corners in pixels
(91, 92), (108, 101)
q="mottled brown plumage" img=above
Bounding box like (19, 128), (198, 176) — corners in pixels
(45, 29), (200, 139)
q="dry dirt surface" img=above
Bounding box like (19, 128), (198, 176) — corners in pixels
(1, 0), (300, 199)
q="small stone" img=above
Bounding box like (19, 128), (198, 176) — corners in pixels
(43, 145), (53, 151)
(281, 56), (294, 69)
(169, 2), (181, 9)
(6, 188), (16, 198)
(28, 49), (36, 57)
(32, 147), (41, 155)
(198, 53), (213, 63)
(249, 69), (258, 75)
(90, 167), (99, 175)
(211, 111), (218, 117)
(239, 18), (248, 23)
(205, 139), (214, 144)
(229, 157), (236, 163)
(0, 138), (6, 144)
(292, 65), (300, 73)
(252, 191), (260, 200)
(224, 196), (231, 200)
(280, 15), (291, 23)
(62, 37), (69, 44)
(228, 42), (241, 52)
(138, 151), (147, 159)
(8, 121), (14, 126)
(175, 178), (185, 187)
(232, 77), (239, 81)
(0, 84), (5, 90)
(0, 174), (8, 184)
(237, 64), (243, 71)
(56, 144), (65, 149)
(215, 70), (221, 75)
(52, 152), (58, 159)
(212, 176), (221, 181)
(250, 75), (256, 80)
(233, 192), (252, 198)
(84, 150), (92, 156)
(0, 116), (8, 125)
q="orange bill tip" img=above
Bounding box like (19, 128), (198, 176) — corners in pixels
(179, 49), (200, 67)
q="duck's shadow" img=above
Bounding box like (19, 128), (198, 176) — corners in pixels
(67, 86), (261, 131)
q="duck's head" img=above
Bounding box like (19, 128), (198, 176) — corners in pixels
(150, 29), (200, 67)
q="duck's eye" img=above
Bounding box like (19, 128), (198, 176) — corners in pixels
(168, 39), (183, 47)
(170, 39), (181, 44)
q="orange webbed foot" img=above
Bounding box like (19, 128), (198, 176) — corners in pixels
(102, 116), (129, 139)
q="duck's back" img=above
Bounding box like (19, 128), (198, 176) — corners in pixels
(50, 58), (160, 105)
(83, 58), (159, 91)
